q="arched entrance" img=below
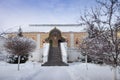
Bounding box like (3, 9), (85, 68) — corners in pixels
(45, 27), (65, 47)
(42, 27), (68, 66)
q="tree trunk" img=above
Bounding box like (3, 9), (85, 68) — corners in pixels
(113, 66), (117, 80)
(18, 55), (21, 71)
(5, 54), (8, 66)
(85, 55), (88, 70)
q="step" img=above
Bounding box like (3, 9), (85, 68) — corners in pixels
(42, 46), (68, 66)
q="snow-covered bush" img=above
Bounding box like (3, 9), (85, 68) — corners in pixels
(4, 36), (36, 64)
(7, 54), (29, 63)
(67, 48), (84, 62)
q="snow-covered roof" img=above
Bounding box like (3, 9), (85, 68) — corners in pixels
(7, 24), (86, 33)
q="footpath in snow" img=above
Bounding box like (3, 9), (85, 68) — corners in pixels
(0, 61), (120, 80)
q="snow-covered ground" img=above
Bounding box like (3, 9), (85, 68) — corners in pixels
(0, 61), (120, 80)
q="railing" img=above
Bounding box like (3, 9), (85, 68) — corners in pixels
(60, 42), (68, 63)
(42, 43), (50, 63)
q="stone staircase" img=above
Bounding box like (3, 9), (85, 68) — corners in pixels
(42, 46), (68, 66)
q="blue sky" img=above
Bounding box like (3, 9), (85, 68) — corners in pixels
(0, 0), (96, 32)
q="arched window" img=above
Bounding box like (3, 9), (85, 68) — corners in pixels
(76, 38), (79, 44)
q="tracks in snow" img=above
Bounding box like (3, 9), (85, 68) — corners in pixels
(21, 67), (73, 80)
(20, 64), (90, 80)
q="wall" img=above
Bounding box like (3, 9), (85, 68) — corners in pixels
(7, 32), (87, 48)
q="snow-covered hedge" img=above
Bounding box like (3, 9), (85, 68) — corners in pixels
(67, 48), (84, 62)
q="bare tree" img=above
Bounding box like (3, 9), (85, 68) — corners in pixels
(4, 36), (36, 71)
(80, 0), (120, 80)
(0, 26), (16, 37)
(0, 28), (10, 62)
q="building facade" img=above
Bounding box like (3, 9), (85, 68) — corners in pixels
(8, 28), (87, 49)
(7, 27), (88, 62)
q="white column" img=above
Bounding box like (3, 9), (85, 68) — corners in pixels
(29, 34), (41, 62)
(61, 42), (67, 63)
(43, 43), (50, 63)
(70, 32), (74, 48)
(37, 34), (40, 49)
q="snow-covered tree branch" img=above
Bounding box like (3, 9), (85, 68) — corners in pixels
(4, 28), (36, 70)
(80, 0), (120, 79)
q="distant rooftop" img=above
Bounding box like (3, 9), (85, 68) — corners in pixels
(7, 24), (86, 33)
(29, 24), (82, 27)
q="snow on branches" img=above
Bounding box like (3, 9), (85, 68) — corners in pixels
(4, 36), (36, 56)
(80, 0), (120, 67)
